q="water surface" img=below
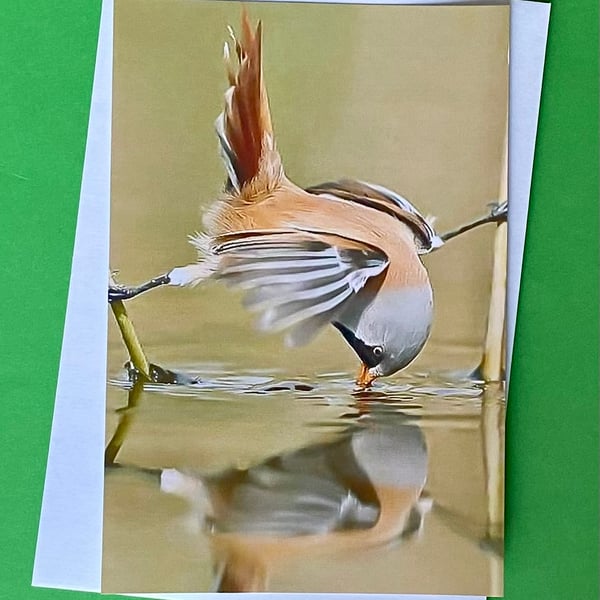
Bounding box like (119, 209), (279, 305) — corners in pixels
(104, 330), (504, 595)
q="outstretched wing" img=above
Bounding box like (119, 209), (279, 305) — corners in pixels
(212, 230), (389, 346)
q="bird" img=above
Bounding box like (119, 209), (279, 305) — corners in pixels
(109, 12), (504, 388)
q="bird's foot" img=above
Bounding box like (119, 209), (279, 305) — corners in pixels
(108, 274), (170, 303)
(109, 283), (138, 302)
(488, 201), (507, 222)
(125, 360), (183, 384)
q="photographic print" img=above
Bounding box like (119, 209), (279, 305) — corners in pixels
(104, 0), (508, 594)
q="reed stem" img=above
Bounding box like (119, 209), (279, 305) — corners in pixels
(109, 274), (151, 380)
(481, 113), (508, 383)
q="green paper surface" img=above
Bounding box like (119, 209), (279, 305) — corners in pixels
(0, 1), (597, 599)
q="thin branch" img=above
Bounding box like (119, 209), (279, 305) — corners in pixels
(109, 273), (151, 380)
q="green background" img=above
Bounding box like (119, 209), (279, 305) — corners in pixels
(0, 1), (597, 599)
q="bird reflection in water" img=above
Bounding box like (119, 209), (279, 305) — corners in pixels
(159, 410), (430, 592)
(105, 378), (503, 593)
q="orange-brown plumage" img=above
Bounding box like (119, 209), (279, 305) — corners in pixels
(174, 14), (440, 384)
(211, 14), (431, 281)
(218, 12), (280, 200)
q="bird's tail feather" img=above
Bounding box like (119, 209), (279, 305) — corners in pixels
(216, 11), (283, 197)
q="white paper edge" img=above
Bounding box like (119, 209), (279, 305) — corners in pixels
(32, 0), (550, 596)
(506, 0), (551, 381)
(31, 0), (112, 592)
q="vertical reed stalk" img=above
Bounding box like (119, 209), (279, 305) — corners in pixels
(481, 120), (508, 382)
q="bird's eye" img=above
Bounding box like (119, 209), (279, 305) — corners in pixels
(332, 321), (385, 368)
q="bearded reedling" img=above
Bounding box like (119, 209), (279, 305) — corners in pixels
(109, 13), (506, 387)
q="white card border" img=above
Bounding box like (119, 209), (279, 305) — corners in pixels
(32, 1), (550, 597)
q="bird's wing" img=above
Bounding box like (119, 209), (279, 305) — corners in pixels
(212, 229), (389, 346)
(306, 179), (440, 253)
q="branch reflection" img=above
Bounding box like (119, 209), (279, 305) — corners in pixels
(104, 378), (504, 593)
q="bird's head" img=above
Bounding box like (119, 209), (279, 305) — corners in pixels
(334, 285), (434, 387)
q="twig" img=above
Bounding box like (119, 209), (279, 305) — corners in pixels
(109, 273), (151, 380)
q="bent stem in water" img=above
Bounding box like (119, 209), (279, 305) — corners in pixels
(109, 273), (151, 381)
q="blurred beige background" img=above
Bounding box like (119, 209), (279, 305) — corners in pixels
(105, 2), (508, 594)
(110, 0), (508, 377)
